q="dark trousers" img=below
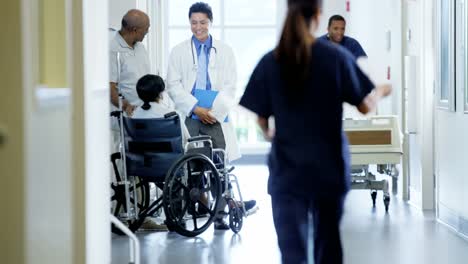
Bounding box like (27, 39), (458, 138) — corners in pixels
(185, 118), (227, 220)
(271, 193), (345, 264)
(185, 118), (226, 149)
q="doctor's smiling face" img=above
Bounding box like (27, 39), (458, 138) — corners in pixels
(190, 12), (211, 42)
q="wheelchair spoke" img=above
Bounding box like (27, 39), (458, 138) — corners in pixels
(129, 198), (146, 210)
(172, 180), (190, 193)
(192, 214), (198, 230)
(170, 197), (184, 203)
(114, 202), (122, 216)
(197, 200), (215, 216)
(200, 187), (212, 193)
(195, 165), (207, 186)
(175, 201), (189, 224)
(128, 181), (145, 193)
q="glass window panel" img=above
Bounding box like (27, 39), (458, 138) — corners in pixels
(169, 0), (221, 26)
(224, 28), (277, 144)
(440, 0), (449, 101)
(465, 2), (468, 110)
(224, 0), (276, 26)
(224, 28), (277, 98)
(230, 105), (266, 144)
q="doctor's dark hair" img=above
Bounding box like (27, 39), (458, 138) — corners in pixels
(275, 0), (322, 99)
(189, 2), (213, 22)
(136, 74), (165, 110)
(328, 14), (346, 27)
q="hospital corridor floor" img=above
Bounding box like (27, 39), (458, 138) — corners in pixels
(111, 165), (468, 264)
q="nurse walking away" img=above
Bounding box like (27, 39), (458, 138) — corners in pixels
(166, 2), (257, 230)
(240, 0), (391, 263)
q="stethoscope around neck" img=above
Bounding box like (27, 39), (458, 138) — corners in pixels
(191, 35), (217, 71)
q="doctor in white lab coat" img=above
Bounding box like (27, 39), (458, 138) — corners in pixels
(166, 2), (240, 162)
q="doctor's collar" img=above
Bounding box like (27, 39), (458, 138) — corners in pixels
(192, 35), (212, 49)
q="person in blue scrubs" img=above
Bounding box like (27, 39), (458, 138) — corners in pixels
(239, 0), (391, 263)
(318, 14), (367, 59)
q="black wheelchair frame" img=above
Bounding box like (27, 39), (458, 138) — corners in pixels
(110, 111), (250, 237)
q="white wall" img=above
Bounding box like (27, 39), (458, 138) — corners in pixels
(15, 0), (75, 262)
(69, 0), (112, 263)
(19, 0), (111, 262)
(320, 0), (400, 118)
(108, 0), (136, 29)
(25, 96), (73, 264)
(348, 0), (398, 116)
(419, 0), (436, 210)
(318, 0), (347, 35)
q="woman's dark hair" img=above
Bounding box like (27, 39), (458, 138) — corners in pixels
(189, 2), (213, 22)
(136, 74), (165, 110)
(275, 0), (322, 99)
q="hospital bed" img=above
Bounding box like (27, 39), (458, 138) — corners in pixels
(343, 115), (403, 212)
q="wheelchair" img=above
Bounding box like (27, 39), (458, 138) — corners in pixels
(110, 111), (251, 237)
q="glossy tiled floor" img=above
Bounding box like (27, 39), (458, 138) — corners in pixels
(112, 165), (468, 264)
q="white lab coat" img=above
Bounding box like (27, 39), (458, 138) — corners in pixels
(166, 38), (240, 161)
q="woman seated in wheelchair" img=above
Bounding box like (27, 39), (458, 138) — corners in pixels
(134, 74), (191, 144)
(134, 74), (257, 231)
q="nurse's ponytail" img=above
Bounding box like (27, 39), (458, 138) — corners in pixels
(275, 0), (321, 99)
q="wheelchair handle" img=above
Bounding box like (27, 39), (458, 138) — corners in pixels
(164, 111), (178, 118)
(110, 110), (122, 118)
(188, 135), (212, 142)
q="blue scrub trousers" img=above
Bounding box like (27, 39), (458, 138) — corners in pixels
(271, 192), (345, 264)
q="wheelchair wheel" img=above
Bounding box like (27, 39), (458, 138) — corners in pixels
(111, 176), (150, 235)
(163, 153), (222, 237)
(228, 199), (243, 233)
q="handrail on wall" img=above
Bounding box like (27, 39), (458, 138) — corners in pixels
(110, 215), (140, 264)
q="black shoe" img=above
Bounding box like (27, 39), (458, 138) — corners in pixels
(188, 203), (210, 217)
(243, 200), (257, 212)
(197, 204), (210, 215)
(214, 219), (230, 230)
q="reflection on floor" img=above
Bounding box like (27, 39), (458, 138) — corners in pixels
(112, 165), (468, 264)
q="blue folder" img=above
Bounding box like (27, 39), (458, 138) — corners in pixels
(192, 89), (228, 122)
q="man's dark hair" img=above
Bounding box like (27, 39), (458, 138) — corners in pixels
(328, 14), (346, 27)
(189, 2), (213, 22)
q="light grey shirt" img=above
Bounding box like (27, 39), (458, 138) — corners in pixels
(109, 32), (151, 106)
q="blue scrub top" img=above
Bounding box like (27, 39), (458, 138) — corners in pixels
(318, 34), (367, 59)
(240, 40), (374, 198)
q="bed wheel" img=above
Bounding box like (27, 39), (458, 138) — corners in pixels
(371, 191), (377, 207)
(384, 196), (390, 212)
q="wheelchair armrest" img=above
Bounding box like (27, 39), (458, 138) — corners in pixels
(164, 111), (178, 118)
(188, 135), (212, 142)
